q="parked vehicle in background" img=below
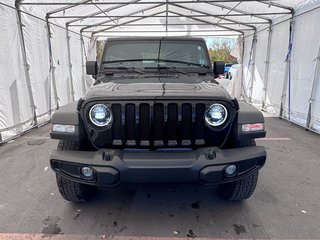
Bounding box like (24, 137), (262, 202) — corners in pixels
(224, 63), (232, 79)
(228, 64), (240, 80)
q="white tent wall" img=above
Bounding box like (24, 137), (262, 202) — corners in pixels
(242, 34), (255, 101)
(69, 31), (85, 100)
(84, 36), (97, 88)
(21, 12), (53, 122)
(51, 25), (74, 106)
(0, 2), (87, 143)
(242, 3), (320, 133)
(288, 7), (320, 128)
(264, 20), (289, 116)
(250, 29), (269, 104)
(0, 4), (34, 142)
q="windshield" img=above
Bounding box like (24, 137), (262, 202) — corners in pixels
(102, 40), (210, 69)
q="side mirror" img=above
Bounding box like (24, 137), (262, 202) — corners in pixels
(213, 61), (225, 77)
(86, 61), (98, 77)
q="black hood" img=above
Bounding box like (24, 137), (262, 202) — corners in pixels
(83, 76), (232, 101)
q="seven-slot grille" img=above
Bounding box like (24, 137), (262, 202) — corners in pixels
(110, 102), (208, 147)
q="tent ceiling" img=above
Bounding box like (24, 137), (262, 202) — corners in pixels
(17, 0), (310, 38)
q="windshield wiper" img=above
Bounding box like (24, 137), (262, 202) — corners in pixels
(103, 66), (144, 74)
(102, 59), (148, 64)
(157, 59), (210, 68)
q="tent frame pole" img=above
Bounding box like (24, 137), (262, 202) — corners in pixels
(240, 34), (245, 100)
(49, 12), (291, 19)
(45, 15), (59, 112)
(262, 23), (273, 109)
(249, 30), (257, 103)
(66, 24), (75, 102)
(20, 1), (286, 5)
(306, 45), (320, 129)
(15, 1), (38, 126)
(80, 31), (87, 95)
(280, 16), (294, 119)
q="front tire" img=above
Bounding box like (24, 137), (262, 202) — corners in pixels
(56, 140), (97, 202)
(217, 171), (258, 201)
(218, 139), (259, 201)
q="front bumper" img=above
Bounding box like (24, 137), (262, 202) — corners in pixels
(50, 146), (266, 187)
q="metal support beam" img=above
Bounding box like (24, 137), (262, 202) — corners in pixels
(81, 4), (163, 32)
(66, 25), (75, 102)
(94, 33), (241, 37)
(166, 0), (168, 34)
(280, 17), (294, 119)
(169, 10), (244, 35)
(306, 45), (320, 129)
(171, 3), (256, 30)
(262, 24), (273, 109)
(70, 22), (269, 27)
(248, 30), (257, 103)
(199, 1), (271, 23)
(20, 0), (282, 5)
(88, 29), (253, 33)
(15, 1), (38, 126)
(49, 12), (290, 19)
(45, 15), (59, 113)
(47, 0), (91, 16)
(240, 34), (246, 100)
(80, 32), (87, 95)
(92, 11), (167, 35)
(260, 1), (294, 13)
(215, 1), (242, 24)
(66, 0), (141, 25)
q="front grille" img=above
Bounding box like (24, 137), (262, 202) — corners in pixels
(84, 101), (235, 149)
(109, 102), (215, 148)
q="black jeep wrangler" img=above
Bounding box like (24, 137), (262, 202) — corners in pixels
(50, 37), (266, 202)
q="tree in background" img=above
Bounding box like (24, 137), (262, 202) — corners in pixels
(97, 41), (105, 62)
(207, 38), (238, 64)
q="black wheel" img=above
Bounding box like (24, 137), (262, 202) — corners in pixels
(56, 140), (97, 202)
(217, 171), (258, 201)
(218, 139), (258, 201)
(56, 174), (97, 202)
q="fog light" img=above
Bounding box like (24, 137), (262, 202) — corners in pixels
(225, 165), (237, 176)
(81, 167), (93, 178)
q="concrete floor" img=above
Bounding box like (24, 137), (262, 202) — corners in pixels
(0, 114), (320, 239)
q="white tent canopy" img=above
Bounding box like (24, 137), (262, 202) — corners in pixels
(0, 0), (319, 143)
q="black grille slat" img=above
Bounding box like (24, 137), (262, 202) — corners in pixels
(166, 103), (178, 146)
(153, 103), (164, 146)
(125, 104), (136, 145)
(195, 103), (205, 145)
(181, 103), (192, 146)
(139, 103), (150, 146)
(111, 104), (122, 145)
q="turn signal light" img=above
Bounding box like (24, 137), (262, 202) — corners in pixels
(242, 123), (264, 132)
(52, 124), (75, 133)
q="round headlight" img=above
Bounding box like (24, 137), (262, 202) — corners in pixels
(89, 104), (112, 127)
(205, 103), (228, 127)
